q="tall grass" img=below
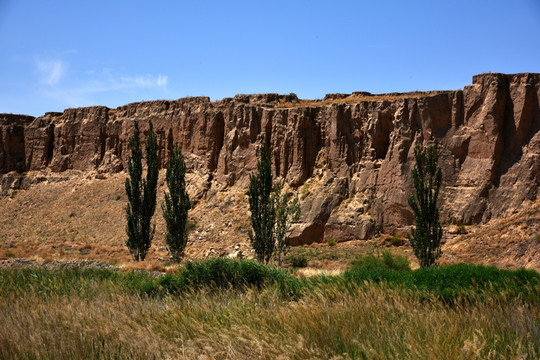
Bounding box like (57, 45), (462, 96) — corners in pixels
(0, 267), (153, 297)
(345, 255), (540, 303)
(0, 260), (539, 359)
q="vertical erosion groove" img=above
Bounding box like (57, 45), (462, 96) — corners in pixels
(373, 111), (393, 160)
(99, 128), (106, 166)
(210, 112), (225, 173)
(453, 90), (465, 127)
(301, 108), (321, 185)
(166, 129), (173, 166)
(46, 123), (55, 167)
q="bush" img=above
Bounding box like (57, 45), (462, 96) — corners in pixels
(287, 254), (309, 268)
(349, 251), (411, 272)
(327, 238), (337, 247)
(300, 182), (310, 200)
(345, 266), (413, 284)
(154, 258), (302, 296)
(344, 261), (540, 303)
(388, 235), (406, 247)
(186, 220), (198, 233)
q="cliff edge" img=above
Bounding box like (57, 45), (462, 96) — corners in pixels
(1, 73), (539, 244)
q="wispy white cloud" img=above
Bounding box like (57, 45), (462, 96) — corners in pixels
(36, 60), (65, 86)
(116, 74), (168, 89)
(72, 69), (168, 93)
(157, 75), (168, 86)
(35, 59), (169, 109)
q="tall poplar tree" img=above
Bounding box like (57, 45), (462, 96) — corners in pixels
(248, 145), (275, 264)
(408, 145), (443, 267)
(125, 120), (159, 261)
(162, 148), (191, 262)
(248, 145), (300, 265)
(274, 181), (300, 267)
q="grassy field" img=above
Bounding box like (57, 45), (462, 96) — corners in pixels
(1, 257), (539, 359)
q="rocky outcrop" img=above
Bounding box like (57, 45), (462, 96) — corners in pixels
(1, 73), (539, 244)
(0, 114), (34, 173)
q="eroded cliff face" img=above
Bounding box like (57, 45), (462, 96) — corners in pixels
(0, 114), (34, 173)
(1, 73), (539, 244)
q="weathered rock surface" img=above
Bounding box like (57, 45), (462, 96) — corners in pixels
(1, 73), (539, 245)
(0, 114), (34, 173)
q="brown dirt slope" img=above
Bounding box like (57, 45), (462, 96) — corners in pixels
(0, 170), (538, 272)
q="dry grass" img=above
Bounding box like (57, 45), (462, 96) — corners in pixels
(274, 91), (453, 109)
(0, 170), (253, 270)
(0, 271), (538, 359)
(444, 201), (540, 270)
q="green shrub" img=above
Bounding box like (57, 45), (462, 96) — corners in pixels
(300, 182), (310, 199)
(154, 258), (302, 296)
(349, 251), (411, 272)
(327, 238), (337, 247)
(287, 254), (309, 268)
(186, 220), (198, 233)
(344, 266), (413, 285)
(344, 262), (540, 303)
(388, 235), (405, 247)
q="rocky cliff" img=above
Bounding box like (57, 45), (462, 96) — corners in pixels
(0, 114), (34, 174)
(1, 73), (539, 244)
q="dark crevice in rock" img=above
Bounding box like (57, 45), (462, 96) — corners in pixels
(211, 112), (225, 173)
(46, 123), (55, 167)
(373, 111), (393, 160)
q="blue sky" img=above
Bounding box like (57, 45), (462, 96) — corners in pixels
(1, 0), (539, 117)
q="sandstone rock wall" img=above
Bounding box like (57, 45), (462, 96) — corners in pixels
(0, 114), (34, 174)
(1, 73), (539, 244)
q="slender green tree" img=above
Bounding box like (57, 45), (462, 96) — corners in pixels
(125, 120), (159, 261)
(248, 145), (301, 265)
(273, 181), (300, 267)
(248, 145), (275, 264)
(162, 148), (191, 262)
(408, 145), (443, 267)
